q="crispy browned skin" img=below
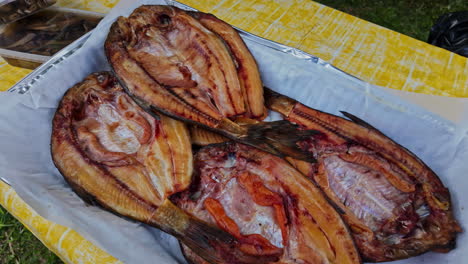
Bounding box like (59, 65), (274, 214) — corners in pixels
(264, 88), (461, 262)
(189, 11), (266, 120)
(105, 5), (242, 127)
(174, 143), (361, 264)
(189, 117), (263, 146)
(190, 126), (228, 146)
(51, 72), (274, 264)
(105, 5), (313, 162)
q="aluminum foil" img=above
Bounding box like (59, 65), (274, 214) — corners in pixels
(1, 0), (467, 263)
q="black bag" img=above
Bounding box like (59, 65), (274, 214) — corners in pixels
(428, 11), (468, 57)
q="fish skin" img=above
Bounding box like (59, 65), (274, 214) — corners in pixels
(106, 5), (242, 123)
(190, 126), (229, 146)
(105, 15), (221, 127)
(174, 142), (361, 264)
(105, 5), (314, 163)
(188, 11), (267, 120)
(51, 72), (272, 264)
(264, 88), (461, 262)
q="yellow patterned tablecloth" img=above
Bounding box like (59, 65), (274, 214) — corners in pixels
(1, 0), (467, 263)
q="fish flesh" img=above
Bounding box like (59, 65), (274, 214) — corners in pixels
(264, 88), (461, 262)
(188, 11), (267, 120)
(104, 5), (313, 161)
(173, 142), (361, 264)
(51, 72), (273, 264)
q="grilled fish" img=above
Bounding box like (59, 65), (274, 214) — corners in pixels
(189, 117), (263, 146)
(105, 5), (313, 161)
(190, 125), (228, 146)
(51, 72), (273, 264)
(264, 88), (461, 262)
(188, 11), (266, 120)
(174, 142), (361, 264)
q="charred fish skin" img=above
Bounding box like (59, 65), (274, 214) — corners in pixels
(264, 88), (461, 262)
(51, 72), (272, 264)
(174, 142), (362, 264)
(105, 5), (315, 163)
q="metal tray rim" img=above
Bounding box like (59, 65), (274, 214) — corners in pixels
(7, 1), (364, 95)
(1, 0), (366, 181)
(0, 177), (10, 185)
(7, 31), (92, 94)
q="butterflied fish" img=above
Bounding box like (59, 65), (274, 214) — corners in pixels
(188, 10), (267, 120)
(51, 72), (274, 264)
(264, 88), (461, 262)
(173, 142), (361, 264)
(104, 5), (313, 162)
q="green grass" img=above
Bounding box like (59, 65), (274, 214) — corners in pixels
(1, 1), (467, 263)
(0, 206), (62, 264)
(315, 0), (467, 41)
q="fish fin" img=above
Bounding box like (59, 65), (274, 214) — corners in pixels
(155, 200), (276, 264)
(190, 126), (229, 146)
(241, 120), (317, 163)
(63, 177), (100, 207)
(341, 111), (393, 140)
(181, 217), (278, 264)
(180, 242), (209, 264)
(340, 111), (379, 131)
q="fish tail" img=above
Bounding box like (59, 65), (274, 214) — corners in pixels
(240, 120), (317, 162)
(152, 200), (274, 264)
